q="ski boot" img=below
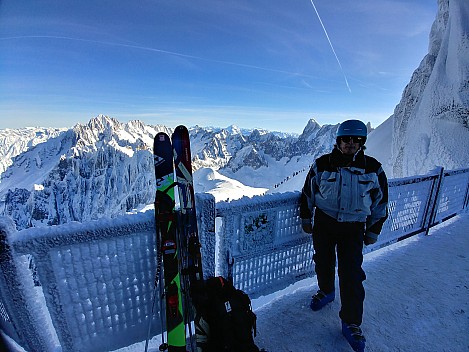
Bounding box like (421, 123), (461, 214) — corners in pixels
(341, 321), (366, 352)
(310, 290), (335, 311)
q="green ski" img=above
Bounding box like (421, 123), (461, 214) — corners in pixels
(153, 132), (186, 352)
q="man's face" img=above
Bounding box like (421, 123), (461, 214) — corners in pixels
(338, 136), (363, 155)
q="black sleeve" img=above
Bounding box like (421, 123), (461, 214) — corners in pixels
(367, 165), (389, 234)
(300, 166), (315, 220)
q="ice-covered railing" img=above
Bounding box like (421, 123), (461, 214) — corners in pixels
(216, 192), (313, 296)
(0, 167), (468, 351)
(214, 167), (469, 298)
(434, 168), (469, 223)
(14, 212), (158, 352)
(0, 194), (215, 352)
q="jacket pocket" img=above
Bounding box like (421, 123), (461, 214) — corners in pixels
(357, 174), (377, 195)
(355, 174), (377, 212)
(318, 172), (338, 199)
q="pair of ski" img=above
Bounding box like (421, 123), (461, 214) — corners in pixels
(146, 125), (203, 352)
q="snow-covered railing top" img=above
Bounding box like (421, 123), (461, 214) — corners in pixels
(0, 167), (467, 352)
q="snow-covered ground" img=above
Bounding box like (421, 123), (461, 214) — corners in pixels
(193, 167), (268, 202)
(253, 212), (469, 352)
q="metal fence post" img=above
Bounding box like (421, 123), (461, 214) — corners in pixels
(464, 174), (469, 210)
(424, 167), (445, 235)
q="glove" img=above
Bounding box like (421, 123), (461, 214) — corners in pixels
(302, 219), (313, 234)
(364, 231), (378, 245)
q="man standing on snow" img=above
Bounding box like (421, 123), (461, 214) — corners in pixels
(300, 119), (388, 352)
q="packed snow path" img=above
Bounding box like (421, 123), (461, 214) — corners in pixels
(253, 213), (469, 352)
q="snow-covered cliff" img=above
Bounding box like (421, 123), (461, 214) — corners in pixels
(391, 0), (469, 177)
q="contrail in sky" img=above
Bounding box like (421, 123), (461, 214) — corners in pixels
(0, 35), (322, 82)
(309, 0), (351, 93)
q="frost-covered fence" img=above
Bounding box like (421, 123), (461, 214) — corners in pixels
(216, 193), (313, 298)
(367, 171), (442, 250)
(0, 168), (468, 352)
(0, 194), (215, 352)
(373, 167), (469, 249)
(432, 168), (469, 224)
(4, 212), (161, 352)
(215, 167), (469, 298)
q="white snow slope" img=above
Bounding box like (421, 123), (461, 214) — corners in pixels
(194, 167), (267, 202)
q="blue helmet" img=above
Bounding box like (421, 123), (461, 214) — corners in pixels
(337, 119), (367, 142)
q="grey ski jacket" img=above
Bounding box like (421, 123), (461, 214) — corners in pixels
(300, 147), (388, 239)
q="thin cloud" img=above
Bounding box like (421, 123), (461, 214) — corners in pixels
(0, 35), (320, 81)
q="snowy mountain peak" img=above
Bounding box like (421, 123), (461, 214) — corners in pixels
(225, 124), (242, 135)
(86, 114), (120, 129)
(0, 126), (66, 176)
(301, 118), (321, 137)
(125, 119), (147, 132)
(71, 115), (121, 152)
(298, 119), (338, 147)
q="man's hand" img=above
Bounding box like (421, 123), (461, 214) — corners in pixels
(302, 219), (313, 234)
(364, 231), (378, 245)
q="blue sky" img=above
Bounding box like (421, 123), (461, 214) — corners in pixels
(0, 0), (436, 133)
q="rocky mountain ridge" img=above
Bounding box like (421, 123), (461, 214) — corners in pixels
(0, 115), (339, 229)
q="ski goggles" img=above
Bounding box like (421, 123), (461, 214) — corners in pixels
(340, 136), (365, 144)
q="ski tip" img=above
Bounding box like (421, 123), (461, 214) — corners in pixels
(155, 132), (170, 141)
(173, 125), (189, 135)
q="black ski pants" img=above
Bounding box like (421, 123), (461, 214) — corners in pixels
(312, 209), (366, 325)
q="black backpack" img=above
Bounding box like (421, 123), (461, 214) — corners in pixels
(193, 276), (260, 352)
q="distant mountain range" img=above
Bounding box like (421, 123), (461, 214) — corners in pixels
(0, 115), (343, 229)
